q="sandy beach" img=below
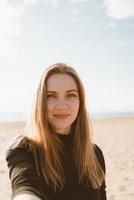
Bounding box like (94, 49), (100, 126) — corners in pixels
(0, 117), (134, 200)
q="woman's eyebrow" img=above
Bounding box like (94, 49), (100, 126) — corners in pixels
(66, 90), (78, 93)
(47, 91), (57, 93)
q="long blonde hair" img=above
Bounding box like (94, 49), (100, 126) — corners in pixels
(25, 63), (105, 191)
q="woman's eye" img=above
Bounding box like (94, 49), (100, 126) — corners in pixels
(47, 94), (78, 99)
(67, 94), (77, 98)
(47, 95), (57, 98)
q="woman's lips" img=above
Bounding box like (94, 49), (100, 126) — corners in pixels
(53, 114), (70, 119)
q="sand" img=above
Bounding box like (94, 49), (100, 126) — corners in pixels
(0, 117), (134, 200)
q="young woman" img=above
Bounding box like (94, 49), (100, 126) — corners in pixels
(6, 63), (107, 200)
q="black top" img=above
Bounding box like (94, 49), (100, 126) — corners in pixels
(6, 134), (107, 200)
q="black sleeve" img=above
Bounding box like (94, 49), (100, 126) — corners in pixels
(5, 135), (50, 200)
(94, 144), (107, 200)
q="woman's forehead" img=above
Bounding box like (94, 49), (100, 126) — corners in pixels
(46, 74), (78, 91)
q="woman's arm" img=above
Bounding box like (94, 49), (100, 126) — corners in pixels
(6, 135), (50, 200)
(100, 180), (107, 200)
(94, 144), (107, 200)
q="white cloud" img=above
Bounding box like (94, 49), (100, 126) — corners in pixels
(12, 0), (60, 8)
(42, 0), (88, 7)
(0, 1), (24, 58)
(69, 7), (79, 22)
(117, 41), (128, 47)
(0, 0), (62, 59)
(130, 24), (134, 29)
(41, 0), (60, 8)
(103, 0), (134, 19)
(69, 0), (88, 3)
(117, 40), (134, 47)
(48, 0), (60, 8)
(107, 22), (117, 28)
(22, 0), (40, 6)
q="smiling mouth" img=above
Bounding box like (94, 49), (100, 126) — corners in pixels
(53, 114), (70, 119)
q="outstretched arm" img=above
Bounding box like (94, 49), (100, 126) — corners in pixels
(6, 135), (50, 200)
(13, 193), (41, 200)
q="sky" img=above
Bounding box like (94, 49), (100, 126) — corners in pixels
(0, 0), (134, 121)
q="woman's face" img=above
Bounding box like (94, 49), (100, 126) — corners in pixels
(46, 74), (80, 135)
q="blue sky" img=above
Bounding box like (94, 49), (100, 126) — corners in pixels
(0, 0), (134, 120)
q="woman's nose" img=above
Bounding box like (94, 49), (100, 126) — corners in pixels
(55, 98), (68, 108)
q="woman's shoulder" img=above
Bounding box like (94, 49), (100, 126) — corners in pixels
(92, 143), (106, 173)
(5, 134), (34, 158)
(5, 134), (38, 170)
(93, 143), (103, 155)
(7, 134), (31, 149)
